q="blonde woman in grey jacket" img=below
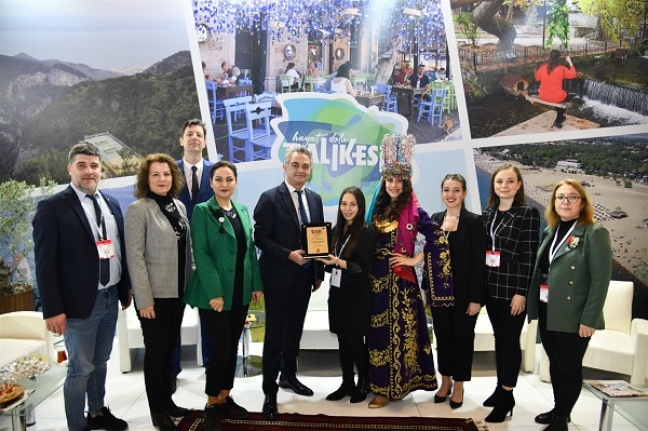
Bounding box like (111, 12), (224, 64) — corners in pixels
(125, 153), (193, 431)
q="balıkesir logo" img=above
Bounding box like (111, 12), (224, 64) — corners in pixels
(271, 94), (408, 206)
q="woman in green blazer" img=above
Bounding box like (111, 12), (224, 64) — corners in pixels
(184, 161), (263, 431)
(527, 179), (611, 431)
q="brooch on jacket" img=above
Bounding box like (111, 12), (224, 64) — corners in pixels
(566, 236), (580, 249)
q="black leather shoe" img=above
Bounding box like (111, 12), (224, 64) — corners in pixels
(150, 412), (176, 431)
(166, 400), (189, 417)
(220, 396), (248, 419)
(279, 376), (314, 396)
(535, 409), (571, 425)
(203, 404), (222, 431)
(262, 394), (278, 420)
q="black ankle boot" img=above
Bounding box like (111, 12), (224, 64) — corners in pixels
(543, 416), (569, 431)
(484, 389), (515, 423)
(166, 400), (189, 417)
(326, 380), (355, 401)
(150, 412), (176, 431)
(350, 378), (369, 403)
(483, 385), (501, 407)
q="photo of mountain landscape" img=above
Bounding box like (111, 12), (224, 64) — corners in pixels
(0, 0), (200, 184)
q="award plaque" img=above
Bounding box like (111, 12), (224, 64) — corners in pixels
(301, 222), (331, 258)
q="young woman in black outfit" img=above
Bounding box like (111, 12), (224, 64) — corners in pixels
(431, 174), (486, 409)
(482, 163), (540, 423)
(317, 186), (377, 403)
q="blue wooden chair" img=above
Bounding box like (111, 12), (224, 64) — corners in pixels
(205, 81), (224, 123)
(244, 102), (275, 161)
(417, 88), (446, 125)
(376, 84), (398, 113)
(223, 96), (254, 163)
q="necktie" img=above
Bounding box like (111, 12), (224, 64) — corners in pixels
(191, 166), (199, 205)
(294, 190), (311, 269)
(87, 194), (110, 287)
(295, 190), (309, 224)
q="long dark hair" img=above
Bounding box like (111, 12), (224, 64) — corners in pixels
(373, 176), (413, 222)
(333, 187), (367, 259)
(546, 49), (561, 75)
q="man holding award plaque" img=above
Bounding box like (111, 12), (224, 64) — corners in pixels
(254, 146), (325, 420)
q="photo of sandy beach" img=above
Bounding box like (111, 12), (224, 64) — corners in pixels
(473, 148), (648, 290)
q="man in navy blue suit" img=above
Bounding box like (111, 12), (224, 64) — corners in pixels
(33, 142), (132, 431)
(254, 146), (325, 420)
(172, 118), (214, 387)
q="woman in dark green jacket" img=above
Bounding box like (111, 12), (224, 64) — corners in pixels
(184, 161), (263, 431)
(527, 179), (611, 431)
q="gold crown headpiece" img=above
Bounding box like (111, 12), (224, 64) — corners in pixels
(381, 133), (415, 179)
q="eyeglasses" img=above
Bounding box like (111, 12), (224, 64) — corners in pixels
(555, 194), (581, 203)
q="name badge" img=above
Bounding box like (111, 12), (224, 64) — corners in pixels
(330, 267), (342, 287)
(97, 239), (115, 260)
(485, 250), (501, 267)
(540, 284), (549, 303)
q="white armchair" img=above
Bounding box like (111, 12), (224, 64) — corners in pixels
(539, 280), (648, 385)
(0, 311), (55, 366)
(471, 306), (538, 373)
(116, 305), (202, 373)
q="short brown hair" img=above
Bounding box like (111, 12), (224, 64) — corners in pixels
(545, 179), (595, 228)
(181, 118), (206, 137)
(134, 153), (184, 199)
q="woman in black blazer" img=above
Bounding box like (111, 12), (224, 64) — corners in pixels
(431, 174), (486, 409)
(482, 163), (540, 423)
(317, 186), (377, 403)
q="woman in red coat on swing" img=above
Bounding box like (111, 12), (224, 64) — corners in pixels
(535, 50), (577, 129)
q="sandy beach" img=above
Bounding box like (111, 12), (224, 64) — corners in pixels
(474, 152), (648, 276)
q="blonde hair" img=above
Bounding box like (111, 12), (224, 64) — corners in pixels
(545, 179), (595, 228)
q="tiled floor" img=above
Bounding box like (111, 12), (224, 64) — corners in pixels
(1, 341), (640, 431)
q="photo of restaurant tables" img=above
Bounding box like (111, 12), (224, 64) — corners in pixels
(193, 0), (462, 159)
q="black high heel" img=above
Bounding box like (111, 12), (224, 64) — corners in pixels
(151, 412), (176, 431)
(433, 390), (451, 403)
(482, 385), (501, 407)
(484, 389), (515, 423)
(449, 389), (464, 409)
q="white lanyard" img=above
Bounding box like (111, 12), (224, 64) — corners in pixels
(489, 212), (506, 252)
(335, 233), (351, 260)
(549, 220), (577, 263)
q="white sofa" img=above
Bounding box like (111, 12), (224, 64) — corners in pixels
(470, 306), (538, 373)
(539, 280), (648, 385)
(301, 276), (338, 350)
(0, 311), (55, 366)
(116, 305), (202, 373)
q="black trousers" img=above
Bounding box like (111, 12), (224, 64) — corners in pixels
(538, 303), (590, 417)
(336, 334), (369, 382)
(200, 305), (248, 396)
(432, 305), (479, 381)
(485, 295), (527, 388)
(139, 298), (185, 413)
(262, 268), (312, 394)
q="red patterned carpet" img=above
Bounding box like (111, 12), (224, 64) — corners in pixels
(177, 411), (481, 431)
